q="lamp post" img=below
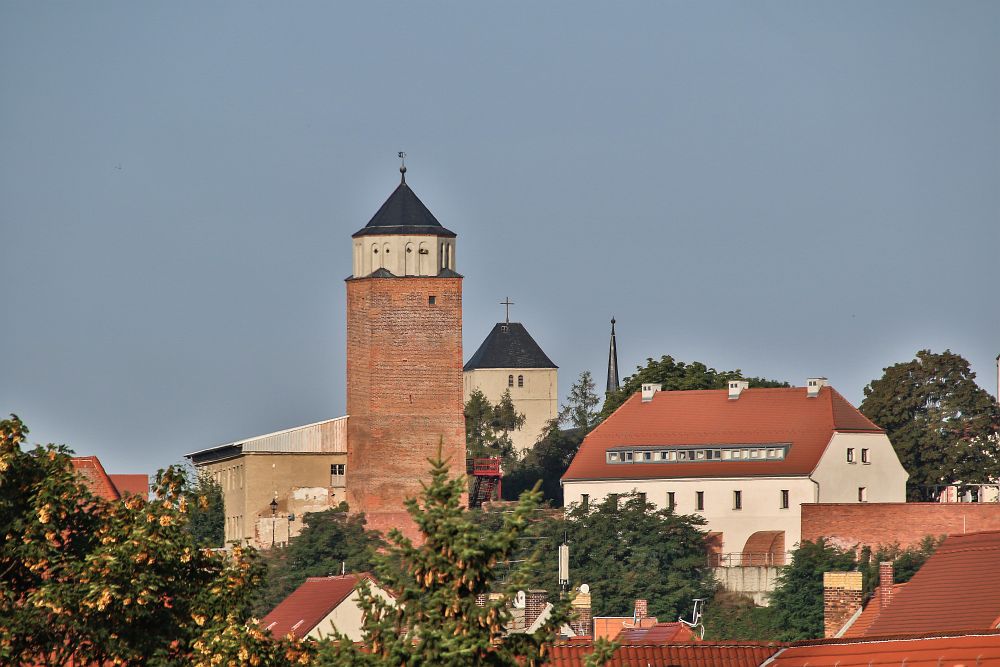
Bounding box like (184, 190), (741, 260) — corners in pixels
(269, 497), (278, 548)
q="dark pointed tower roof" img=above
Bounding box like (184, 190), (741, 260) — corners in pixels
(352, 172), (456, 238)
(606, 318), (620, 393)
(464, 323), (557, 371)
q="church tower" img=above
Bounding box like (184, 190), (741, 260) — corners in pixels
(345, 164), (465, 538)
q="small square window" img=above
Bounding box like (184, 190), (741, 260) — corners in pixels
(428, 295), (436, 305)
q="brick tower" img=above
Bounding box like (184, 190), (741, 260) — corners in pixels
(345, 164), (465, 539)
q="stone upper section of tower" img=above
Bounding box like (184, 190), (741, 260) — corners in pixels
(351, 176), (459, 278)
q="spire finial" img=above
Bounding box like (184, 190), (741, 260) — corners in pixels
(500, 297), (514, 324)
(398, 151), (407, 184)
(607, 316), (620, 394)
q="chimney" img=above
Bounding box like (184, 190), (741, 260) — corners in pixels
(524, 590), (547, 629)
(728, 380), (749, 400)
(570, 584), (592, 637)
(879, 561), (894, 609)
(806, 377), (828, 398)
(633, 598), (648, 622)
(641, 384), (661, 403)
(823, 571), (863, 638)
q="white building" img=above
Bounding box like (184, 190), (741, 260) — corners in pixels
(561, 379), (908, 563)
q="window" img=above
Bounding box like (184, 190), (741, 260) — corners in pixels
(330, 463), (346, 487)
(847, 448), (856, 463)
(641, 451), (652, 462)
(695, 491), (705, 511)
(517, 375), (524, 387)
(858, 487), (867, 502)
(428, 295), (436, 305)
(637, 492), (647, 506)
(861, 448), (870, 464)
(733, 490), (742, 510)
(667, 492), (676, 511)
(508, 375), (514, 387)
(780, 489), (790, 509)
(608, 493), (619, 510)
(623, 451), (633, 462)
(581, 493), (589, 510)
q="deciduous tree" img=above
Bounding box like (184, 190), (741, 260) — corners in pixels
(767, 538), (856, 641)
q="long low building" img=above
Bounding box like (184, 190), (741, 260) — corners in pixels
(561, 379), (908, 563)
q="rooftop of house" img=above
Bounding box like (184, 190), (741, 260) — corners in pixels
(562, 385), (882, 482)
(260, 574), (374, 639)
(839, 582), (907, 638)
(863, 530), (1000, 636)
(71, 456), (147, 501)
(108, 474), (149, 499)
(547, 641), (782, 667)
(616, 621), (698, 644)
(464, 322), (558, 371)
(768, 630), (1000, 666)
(352, 179), (456, 238)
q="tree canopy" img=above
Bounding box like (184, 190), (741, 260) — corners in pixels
(184, 468), (224, 549)
(465, 388), (526, 461)
(860, 349), (1000, 500)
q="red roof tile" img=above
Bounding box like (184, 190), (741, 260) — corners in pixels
(109, 474), (149, 499)
(563, 386), (880, 482)
(863, 531), (1000, 636)
(768, 631), (1000, 666)
(840, 583), (906, 638)
(617, 622), (698, 643)
(71, 457), (120, 501)
(548, 642), (782, 667)
(261, 574), (373, 639)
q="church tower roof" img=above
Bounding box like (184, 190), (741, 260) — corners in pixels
(607, 317), (620, 393)
(464, 322), (557, 371)
(352, 169), (456, 238)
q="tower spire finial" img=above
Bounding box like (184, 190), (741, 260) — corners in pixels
(398, 151), (407, 184)
(607, 316), (620, 394)
(501, 297), (514, 324)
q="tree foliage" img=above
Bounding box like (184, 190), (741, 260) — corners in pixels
(185, 468), (225, 549)
(465, 389), (526, 461)
(702, 591), (780, 641)
(316, 451), (583, 667)
(0, 415), (308, 667)
(501, 420), (586, 505)
(858, 535), (944, 597)
(860, 349), (1000, 500)
(253, 503), (381, 617)
(600, 355), (788, 420)
(560, 371), (600, 432)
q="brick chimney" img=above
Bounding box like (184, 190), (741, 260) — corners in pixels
(570, 585), (592, 637)
(879, 561), (894, 609)
(634, 599), (648, 622)
(823, 571), (863, 638)
(524, 590), (547, 629)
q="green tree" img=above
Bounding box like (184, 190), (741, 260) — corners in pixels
(0, 415), (307, 667)
(858, 535), (944, 597)
(767, 538), (857, 641)
(860, 349), (1000, 500)
(522, 493), (716, 620)
(253, 503), (382, 617)
(561, 371), (600, 431)
(185, 469), (224, 548)
(600, 355), (788, 420)
(465, 389), (525, 461)
(314, 451), (607, 667)
(501, 420), (585, 504)
(702, 591), (780, 641)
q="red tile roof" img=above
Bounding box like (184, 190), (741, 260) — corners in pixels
(563, 386), (880, 482)
(767, 631), (1000, 666)
(863, 531), (1000, 636)
(71, 457), (120, 501)
(840, 583), (906, 638)
(261, 574), (373, 639)
(109, 474), (149, 499)
(617, 621), (698, 643)
(593, 616), (658, 640)
(547, 642), (782, 667)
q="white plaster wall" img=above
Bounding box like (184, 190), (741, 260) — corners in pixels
(562, 476), (815, 555)
(353, 235), (456, 277)
(811, 433), (908, 503)
(464, 367), (558, 455)
(305, 583), (395, 642)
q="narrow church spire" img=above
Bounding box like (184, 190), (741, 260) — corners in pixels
(607, 317), (620, 394)
(398, 151), (407, 184)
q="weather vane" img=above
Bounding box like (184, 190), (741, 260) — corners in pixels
(398, 151), (407, 183)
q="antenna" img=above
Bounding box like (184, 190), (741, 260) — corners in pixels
(678, 598), (706, 640)
(558, 543), (569, 592)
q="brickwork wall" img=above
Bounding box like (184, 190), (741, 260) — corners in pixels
(823, 571), (863, 638)
(802, 503), (1000, 551)
(345, 275), (465, 539)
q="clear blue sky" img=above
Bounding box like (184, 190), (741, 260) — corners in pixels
(2, 2), (998, 475)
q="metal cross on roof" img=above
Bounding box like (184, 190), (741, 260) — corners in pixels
(501, 297), (514, 324)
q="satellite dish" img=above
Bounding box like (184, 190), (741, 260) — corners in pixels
(513, 590), (526, 609)
(579, 584), (590, 594)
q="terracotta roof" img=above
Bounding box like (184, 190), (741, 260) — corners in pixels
(548, 642), (781, 667)
(593, 616), (658, 640)
(563, 386), (881, 482)
(863, 531), (1000, 636)
(617, 622), (698, 643)
(839, 583), (906, 638)
(71, 457), (120, 501)
(767, 631), (1000, 666)
(109, 474), (149, 499)
(261, 574), (372, 639)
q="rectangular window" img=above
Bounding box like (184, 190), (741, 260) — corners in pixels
(667, 492), (676, 511)
(780, 489), (790, 509)
(428, 295), (436, 305)
(637, 492), (647, 506)
(861, 448), (870, 464)
(608, 452), (620, 462)
(608, 493), (619, 510)
(331, 463), (346, 487)
(695, 491), (705, 511)
(623, 451), (633, 462)
(641, 451), (652, 462)
(858, 487), (867, 502)
(847, 448), (856, 463)
(733, 490), (742, 510)
(581, 493), (589, 510)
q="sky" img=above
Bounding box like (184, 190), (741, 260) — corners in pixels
(2, 2), (998, 476)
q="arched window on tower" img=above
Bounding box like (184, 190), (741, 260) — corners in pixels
(508, 375), (514, 388)
(518, 375), (524, 388)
